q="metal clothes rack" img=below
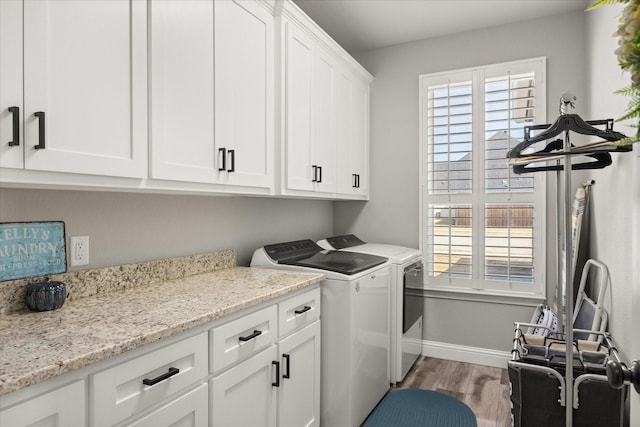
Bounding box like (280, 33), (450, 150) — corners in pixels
(508, 93), (631, 426)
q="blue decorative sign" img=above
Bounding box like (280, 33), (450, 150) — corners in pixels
(0, 221), (67, 282)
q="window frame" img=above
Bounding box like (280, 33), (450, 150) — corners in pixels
(418, 57), (547, 300)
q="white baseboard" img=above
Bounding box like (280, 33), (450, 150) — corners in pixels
(421, 340), (511, 369)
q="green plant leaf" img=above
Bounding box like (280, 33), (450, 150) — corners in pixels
(586, 0), (629, 10)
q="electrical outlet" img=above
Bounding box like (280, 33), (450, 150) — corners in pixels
(70, 236), (89, 267)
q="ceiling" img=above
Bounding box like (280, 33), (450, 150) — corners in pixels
(292, 0), (591, 54)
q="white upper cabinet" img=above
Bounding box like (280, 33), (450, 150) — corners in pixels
(282, 21), (337, 196)
(279, 1), (372, 199)
(283, 22), (314, 192)
(19, 0), (147, 178)
(149, 0), (217, 183)
(215, 0), (275, 189)
(0, 0), (23, 169)
(1, 0), (369, 199)
(335, 68), (370, 198)
(150, 0), (274, 192)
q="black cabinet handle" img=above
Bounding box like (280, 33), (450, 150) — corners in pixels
(218, 148), (226, 171)
(294, 305), (311, 315)
(317, 166), (322, 183)
(352, 173), (358, 188)
(228, 149), (235, 172)
(142, 367), (179, 386)
(272, 360), (280, 387)
(311, 165), (318, 182)
(8, 106), (19, 146)
(34, 111), (45, 149)
(238, 329), (262, 342)
(283, 354), (291, 379)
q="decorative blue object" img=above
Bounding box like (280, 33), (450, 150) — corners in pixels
(0, 221), (67, 282)
(24, 278), (67, 311)
(363, 389), (477, 427)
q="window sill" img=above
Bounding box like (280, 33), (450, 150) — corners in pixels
(414, 285), (545, 307)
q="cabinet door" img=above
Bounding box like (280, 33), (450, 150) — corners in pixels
(0, 380), (85, 427)
(149, 0), (218, 183)
(215, 0), (274, 189)
(349, 79), (369, 195)
(336, 70), (369, 197)
(278, 321), (320, 427)
(211, 345), (277, 427)
(284, 22), (314, 192)
(22, 0), (147, 178)
(313, 47), (337, 194)
(0, 0), (23, 169)
(127, 383), (208, 427)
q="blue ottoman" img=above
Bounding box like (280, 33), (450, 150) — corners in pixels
(364, 389), (477, 427)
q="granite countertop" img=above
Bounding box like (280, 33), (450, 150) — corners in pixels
(0, 266), (324, 397)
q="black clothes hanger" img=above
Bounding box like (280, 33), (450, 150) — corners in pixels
(507, 117), (628, 160)
(524, 116), (625, 144)
(507, 120), (631, 162)
(513, 143), (612, 175)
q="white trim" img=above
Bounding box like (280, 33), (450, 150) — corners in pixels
(421, 339), (511, 369)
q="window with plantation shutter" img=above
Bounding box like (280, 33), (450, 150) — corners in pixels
(420, 58), (546, 298)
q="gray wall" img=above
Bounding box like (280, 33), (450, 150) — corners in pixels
(0, 189), (334, 268)
(337, 10), (590, 351)
(586, 4), (640, 418)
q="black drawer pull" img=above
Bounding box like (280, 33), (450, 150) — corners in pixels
(228, 149), (235, 172)
(34, 111), (45, 149)
(283, 353), (291, 379)
(8, 106), (19, 146)
(142, 367), (179, 386)
(294, 305), (311, 315)
(239, 329), (262, 342)
(218, 147), (226, 171)
(272, 360), (280, 387)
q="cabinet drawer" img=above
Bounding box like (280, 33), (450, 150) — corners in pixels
(210, 304), (277, 373)
(0, 380), (85, 427)
(279, 287), (320, 337)
(91, 332), (208, 427)
(126, 382), (208, 427)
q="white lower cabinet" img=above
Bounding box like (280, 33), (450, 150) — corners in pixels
(0, 380), (85, 427)
(277, 321), (320, 427)
(211, 345), (278, 427)
(127, 382), (209, 427)
(211, 287), (321, 427)
(0, 286), (320, 427)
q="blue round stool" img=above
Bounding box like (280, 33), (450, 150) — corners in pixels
(363, 389), (477, 427)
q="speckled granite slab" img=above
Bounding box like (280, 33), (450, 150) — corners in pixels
(0, 266), (324, 396)
(0, 250), (236, 314)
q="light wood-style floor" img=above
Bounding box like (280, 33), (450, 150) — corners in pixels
(392, 356), (512, 427)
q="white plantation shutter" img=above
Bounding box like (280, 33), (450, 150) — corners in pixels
(420, 58), (546, 297)
(484, 73), (535, 193)
(427, 80), (473, 195)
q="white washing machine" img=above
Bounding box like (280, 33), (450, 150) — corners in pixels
(318, 234), (423, 384)
(250, 239), (390, 427)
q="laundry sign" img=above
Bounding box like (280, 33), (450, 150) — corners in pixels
(0, 221), (67, 282)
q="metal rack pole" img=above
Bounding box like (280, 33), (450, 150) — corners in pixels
(563, 127), (574, 427)
(556, 163), (564, 332)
